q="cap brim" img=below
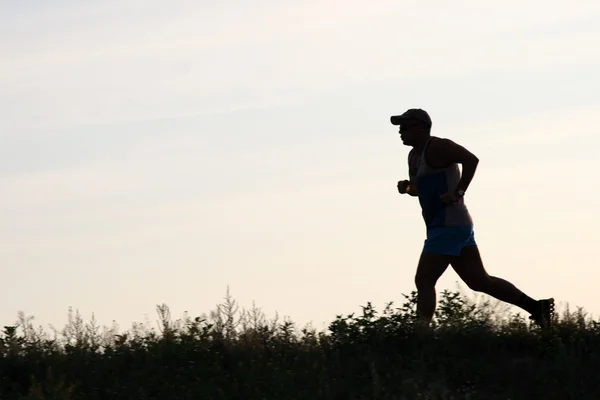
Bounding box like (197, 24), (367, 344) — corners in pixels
(390, 115), (410, 125)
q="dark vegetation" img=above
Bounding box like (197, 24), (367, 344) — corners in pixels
(1, 286), (599, 399)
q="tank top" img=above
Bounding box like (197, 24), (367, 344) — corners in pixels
(408, 136), (474, 228)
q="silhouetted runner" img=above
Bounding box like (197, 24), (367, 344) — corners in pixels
(392, 108), (554, 329)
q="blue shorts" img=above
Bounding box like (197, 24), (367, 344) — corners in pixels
(423, 225), (477, 256)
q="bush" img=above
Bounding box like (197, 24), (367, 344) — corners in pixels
(0, 286), (599, 399)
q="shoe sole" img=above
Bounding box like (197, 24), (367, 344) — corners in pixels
(529, 298), (555, 329)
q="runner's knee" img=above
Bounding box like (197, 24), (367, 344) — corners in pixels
(415, 272), (435, 290)
(464, 276), (491, 292)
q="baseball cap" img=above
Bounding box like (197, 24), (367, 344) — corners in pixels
(390, 108), (432, 127)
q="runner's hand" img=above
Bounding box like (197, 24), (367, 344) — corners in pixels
(397, 180), (410, 194)
(440, 192), (460, 205)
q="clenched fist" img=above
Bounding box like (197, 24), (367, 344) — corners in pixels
(397, 180), (410, 194)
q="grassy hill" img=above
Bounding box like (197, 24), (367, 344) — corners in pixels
(1, 288), (599, 399)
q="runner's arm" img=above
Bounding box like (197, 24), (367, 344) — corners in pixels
(406, 181), (419, 196)
(405, 149), (419, 196)
(432, 139), (479, 193)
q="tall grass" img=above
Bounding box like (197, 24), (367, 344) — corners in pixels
(1, 286), (599, 399)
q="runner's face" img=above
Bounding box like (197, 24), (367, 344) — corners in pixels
(399, 122), (425, 146)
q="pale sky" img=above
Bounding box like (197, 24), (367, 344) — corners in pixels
(2, 0), (600, 334)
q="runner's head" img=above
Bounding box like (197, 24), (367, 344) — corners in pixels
(391, 108), (432, 146)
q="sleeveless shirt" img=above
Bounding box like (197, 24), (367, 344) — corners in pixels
(408, 136), (474, 228)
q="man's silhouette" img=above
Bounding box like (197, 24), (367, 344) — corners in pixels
(392, 108), (554, 328)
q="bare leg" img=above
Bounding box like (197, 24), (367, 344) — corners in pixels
(414, 251), (451, 325)
(449, 245), (537, 313)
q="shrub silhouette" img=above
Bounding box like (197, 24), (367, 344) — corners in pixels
(0, 286), (599, 399)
